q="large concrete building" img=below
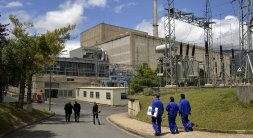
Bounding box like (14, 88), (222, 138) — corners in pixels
(80, 23), (164, 69)
(79, 23), (231, 85)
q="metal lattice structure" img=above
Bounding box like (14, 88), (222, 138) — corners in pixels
(164, 0), (176, 85)
(233, 0), (253, 83)
(204, 0), (214, 84)
(163, 0), (214, 85)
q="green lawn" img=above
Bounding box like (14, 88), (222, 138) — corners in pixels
(135, 88), (253, 130)
(0, 103), (53, 134)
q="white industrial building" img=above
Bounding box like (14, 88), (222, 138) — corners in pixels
(75, 87), (128, 105)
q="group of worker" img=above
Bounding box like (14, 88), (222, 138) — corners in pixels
(151, 94), (193, 136)
(64, 101), (100, 125)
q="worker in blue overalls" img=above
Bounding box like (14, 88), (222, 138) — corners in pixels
(166, 97), (179, 134)
(151, 95), (164, 136)
(179, 94), (193, 132)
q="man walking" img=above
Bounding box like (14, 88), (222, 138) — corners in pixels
(74, 100), (81, 122)
(92, 102), (100, 125)
(166, 97), (179, 134)
(179, 94), (193, 132)
(64, 101), (73, 122)
(151, 95), (164, 136)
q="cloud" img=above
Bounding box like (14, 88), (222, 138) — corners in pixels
(6, 1), (23, 8)
(86, 0), (107, 7)
(135, 15), (240, 49)
(33, 0), (108, 56)
(135, 19), (153, 34)
(34, 0), (109, 32)
(212, 16), (240, 49)
(0, 10), (31, 25)
(34, 0), (86, 32)
(61, 39), (81, 57)
(113, 2), (136, 13)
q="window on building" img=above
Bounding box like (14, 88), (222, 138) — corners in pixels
(90, 91), (94, 98)
(106, 92), (111, 100)
(68, 90), (72, 97)
(77, 90), (79, 97)
(67, 78), (74, 81)
(83, 91), (87, 97)
(215, 62), (217, 74)
(96, 92), (100, 99)
(121, 93), (127, 100)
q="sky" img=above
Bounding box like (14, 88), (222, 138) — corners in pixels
(0, 0), (239, 56)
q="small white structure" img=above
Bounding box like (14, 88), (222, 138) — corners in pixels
(75, 87), (128, 105)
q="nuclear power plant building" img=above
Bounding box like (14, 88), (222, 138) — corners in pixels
(74, 23), (231, 84)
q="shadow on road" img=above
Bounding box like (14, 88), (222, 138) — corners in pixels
(39, 114), (94, 125)
(5, 130), (57, 138)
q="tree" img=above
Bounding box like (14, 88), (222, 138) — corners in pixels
(2, 15), (75, 108)
(0, 14), (9, 102)
(129, 63), (158, 93)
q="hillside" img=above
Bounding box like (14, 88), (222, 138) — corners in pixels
(135, 88), (253, 130)
(0, 103), (53, 135)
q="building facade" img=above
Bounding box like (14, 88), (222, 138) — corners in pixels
(80, 23), (231, 85)
(75, 87), (128, 105)
(32, 57), (109, 99)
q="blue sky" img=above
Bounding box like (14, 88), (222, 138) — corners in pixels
(0, 0), (239, 55)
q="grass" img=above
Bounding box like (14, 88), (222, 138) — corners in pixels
(134, 88), (253, 130)
(0, 103), (53, 134)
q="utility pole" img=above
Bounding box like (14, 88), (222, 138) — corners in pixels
(204, 0), (214, 85)
(162, 0), (214, 86)
(49, 71), (52, 111)
(164, 0), (176, 86)
(232, 0), (253, 83)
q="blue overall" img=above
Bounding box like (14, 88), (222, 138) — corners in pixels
(166, 102), (179, 133)
(151, 98), (164, 134)
(179, 98), (192, 132)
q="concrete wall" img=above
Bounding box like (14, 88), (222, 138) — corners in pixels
(128, 99), (140, 117)
(81, 23), (146, 47)
(96, 36), (131, 65)
(75, 87), (128, 105)
(81, 24), (102, 47)
(92, 33), (164, 70)
(132, 33), (163, 69)
(69, 48), (83, 58)
(237, 86), (253, 104)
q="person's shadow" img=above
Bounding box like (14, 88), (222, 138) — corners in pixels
(160, 132), (170, 136)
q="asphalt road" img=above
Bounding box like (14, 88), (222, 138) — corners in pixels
(4, 97), (137, 138)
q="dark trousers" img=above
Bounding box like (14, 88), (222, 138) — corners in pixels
(65, 113), (71, 122)
(93, 112), (100, 125)
(152, 116), (162, 134)
(74, 112), (80, 122)
(181, 114), (192, 131)
(168, 116), (178, 133)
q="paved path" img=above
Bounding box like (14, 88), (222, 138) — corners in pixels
(109, 113), (253, 138)
(5, 98), (137, 138)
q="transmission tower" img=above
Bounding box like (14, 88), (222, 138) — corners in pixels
(163, 0), (215, 86)
(204, 0), (214, 84)
(233, 0), (253, 83)
(164, 0), (176, 85)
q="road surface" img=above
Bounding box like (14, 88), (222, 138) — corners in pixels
(4, 97), (137, 138)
